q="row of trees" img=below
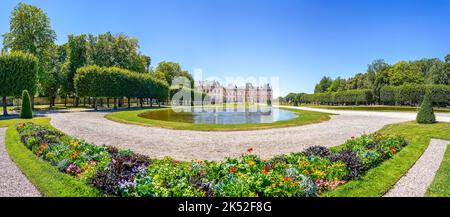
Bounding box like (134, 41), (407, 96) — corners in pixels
(380, 84), (450, 106)
(0, 52), (38, 115)
(282, 84), (450, 107)
(285, 90), (373, 106)
(313, 57), (450, 103)
(74, 65), (169, 110)
(1, 3), (194, 110)
(282, 56), (450, 106)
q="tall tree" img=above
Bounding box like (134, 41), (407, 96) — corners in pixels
(314, 76), (333, 93)
(154, 61), (183, 85)
(368, 59), (390, 103)
(87, 32), (150, 72)
(387, 61), (424, 85)
(327, 77), (347, 92)
(2, 3), (57, 103)
(426, 60), (448, 85)
(67, 34), (89, 95)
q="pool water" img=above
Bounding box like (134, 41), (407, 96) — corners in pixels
(139, 107), (297, 124)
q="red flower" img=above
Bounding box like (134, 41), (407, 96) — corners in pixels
(284, 177), (293, 182)
(229, 167), (237, 173)
(351, 136), (355, 139)
(247, 148), (254, 153)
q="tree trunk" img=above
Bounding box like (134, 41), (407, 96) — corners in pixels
(114, 98), (117, 110)
(49, 96), (53, 109)
(64, 96), (67, 107)
(107, 98), (110, 108)
(100, 98), (103, 107)
(2, 96), (7, 116)
(128, 98), (131, 109)
(94, 98), (98, 111)
(140, 98), (143, 108)
(150, 99), (153, 107)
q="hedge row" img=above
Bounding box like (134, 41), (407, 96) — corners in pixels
(74, 65), (169, 102)
(0, 51), (38, 96)
(380, 84), (450, 106)
(301, 89), (373, 105)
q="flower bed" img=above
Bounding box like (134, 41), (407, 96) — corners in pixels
(16, 123), (408, 197)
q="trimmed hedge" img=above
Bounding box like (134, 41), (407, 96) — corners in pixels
(0, 51), (38, 115)
(301, 89), (373, 105)
(74, 65), (169, 104)
(380, 84), (450, 106)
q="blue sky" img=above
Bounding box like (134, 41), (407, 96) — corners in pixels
(1, 0), (449, 96)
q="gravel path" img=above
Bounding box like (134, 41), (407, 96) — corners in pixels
(0, 128), (40, 197)
(47, 106), (443, 161)
(384, 139), (450, 197)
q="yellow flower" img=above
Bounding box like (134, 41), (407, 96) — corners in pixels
(248, 160), (255, 166)
(69, 141), (79, 149)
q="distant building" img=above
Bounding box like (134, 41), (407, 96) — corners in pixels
(195, 80), (272, 104)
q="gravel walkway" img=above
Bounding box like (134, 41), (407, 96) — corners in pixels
(384, 139), (450, 197)
(0, 128), (40, 197)
(47, 106), (435, 161)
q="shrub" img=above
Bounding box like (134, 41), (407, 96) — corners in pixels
(416, 93), (436, 124)
(20, 90), (33, 118)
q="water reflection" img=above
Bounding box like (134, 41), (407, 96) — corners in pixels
(139, 107), (297, 124)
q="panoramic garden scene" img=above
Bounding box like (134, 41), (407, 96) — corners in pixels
(0, 0), (449, 206)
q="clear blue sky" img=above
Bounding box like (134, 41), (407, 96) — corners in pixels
(1, 0), (449, 96)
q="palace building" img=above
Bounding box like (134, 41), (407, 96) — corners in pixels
(195, 80), (273, 104)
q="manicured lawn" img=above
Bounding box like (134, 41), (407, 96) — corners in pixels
(426, 144), (450, 197)
(300, 104), (450, 113)
(323, 121), (450, 197)
(3, 118), (103, 197)
(105, 107), (332, 131)
(0, 117), (49, 127)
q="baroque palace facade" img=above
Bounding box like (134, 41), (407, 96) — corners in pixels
(195, 80), (273, 104)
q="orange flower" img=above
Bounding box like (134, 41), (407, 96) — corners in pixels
(229, 167), (237, 173)
(262, 165), (269, 174)
(390, 147), (397, 154)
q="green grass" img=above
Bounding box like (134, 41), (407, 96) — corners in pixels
(323, 121), (450, 197)
(426, 144), (450, 197)
(105, 107), (332, 131)
(300, 104), (450, 113)
(3, 118), (103, 197)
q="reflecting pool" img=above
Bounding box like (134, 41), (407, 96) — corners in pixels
(139, 107), (297, 124)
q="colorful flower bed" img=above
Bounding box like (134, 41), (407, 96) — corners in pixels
(16, 123), (408, 197)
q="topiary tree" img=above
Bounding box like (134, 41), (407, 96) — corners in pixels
(20, 90), (33, 119)
(416, 92), (436, 124)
